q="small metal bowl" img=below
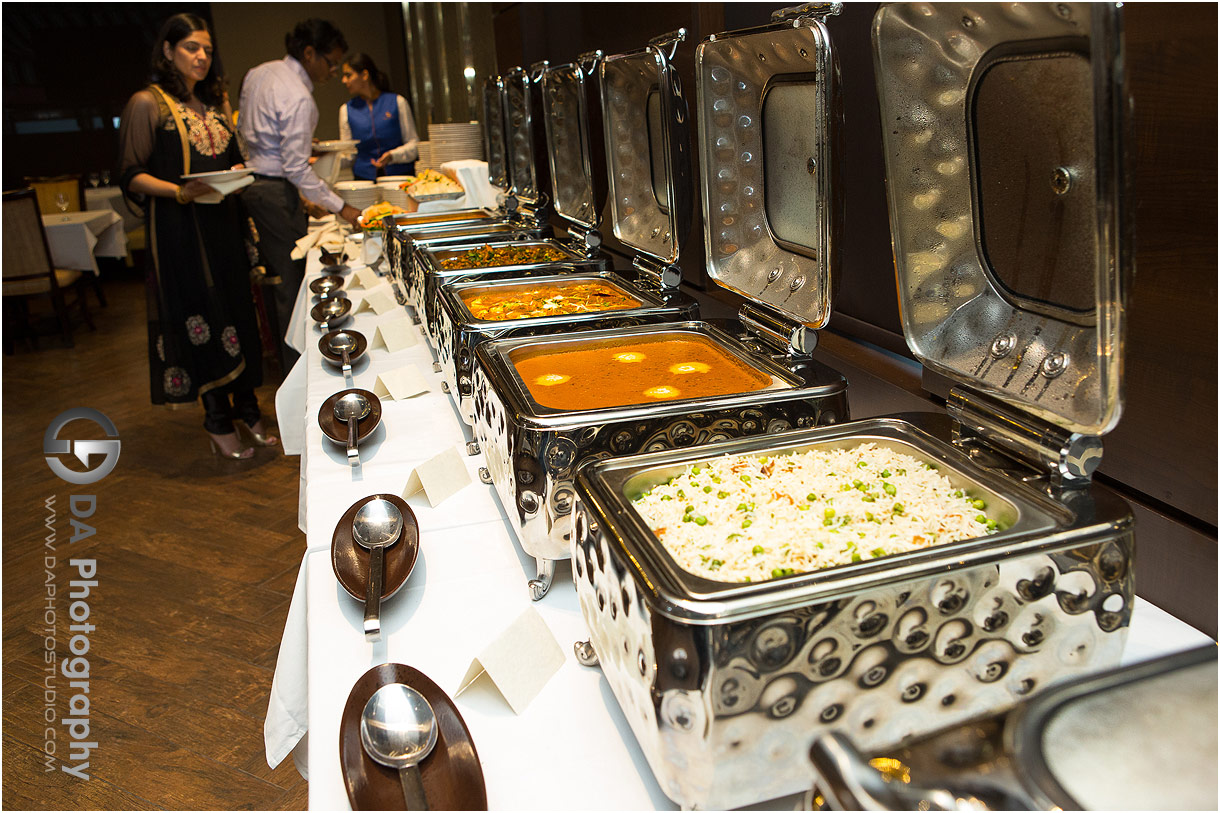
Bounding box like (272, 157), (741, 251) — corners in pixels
(311, 297), (353, 330)
(310, 274), (346, 297)
(319, 329), (368, 369)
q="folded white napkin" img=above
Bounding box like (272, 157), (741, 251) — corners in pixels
(291, 222), (343, 260)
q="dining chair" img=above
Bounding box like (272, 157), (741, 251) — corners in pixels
(2, 188), (94, 352)
(24, 174), (83, 215)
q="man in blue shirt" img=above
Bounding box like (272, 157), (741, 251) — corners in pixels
(240, 18), (361, 374)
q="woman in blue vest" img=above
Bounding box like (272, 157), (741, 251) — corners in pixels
(338, 53), (419, 180)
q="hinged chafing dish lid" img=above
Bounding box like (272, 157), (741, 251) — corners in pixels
(600, 31), (693, 266)
(481, 76), (510, 191)
(540, 56), (604, 232)
(695, 4), (843, 331)
(504, 67), (546, 206)
(873, 3), (1132, 435)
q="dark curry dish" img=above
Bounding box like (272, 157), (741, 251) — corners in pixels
(510, 332), (781, 411)
(460, 279), (643, 321)
(438, 243), (569, 270)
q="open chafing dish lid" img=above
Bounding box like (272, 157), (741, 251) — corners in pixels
(599, 30), (694, 269)
(539, 55), (605, 233)
(695, 3), (844, 331)
(481, 76), (510, 192)
(504, 67), (549, 208)
(873, 2), (1132, 436)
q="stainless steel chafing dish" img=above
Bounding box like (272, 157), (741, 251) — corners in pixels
(808, 646), (1216, 810)
(567, 4), (1136, 808)
(471, 24), (850, 601)
(382, 73), (553, 298)
(412, 64), (614, 346)
(435, 54), (698, 425)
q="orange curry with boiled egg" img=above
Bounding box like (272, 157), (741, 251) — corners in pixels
(510, 332), (776, 410)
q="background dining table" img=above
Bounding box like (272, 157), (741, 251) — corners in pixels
(264, 236), (1215, 809)
(40, 208), (126, 274)
(85, 185), (142, 232)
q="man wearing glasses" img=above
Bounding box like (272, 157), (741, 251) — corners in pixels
(240, 18), (361, 374)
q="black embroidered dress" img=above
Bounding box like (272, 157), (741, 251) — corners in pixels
(118, 87), (262, 407)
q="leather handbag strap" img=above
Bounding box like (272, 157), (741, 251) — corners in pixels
(149, 84), (190, 176)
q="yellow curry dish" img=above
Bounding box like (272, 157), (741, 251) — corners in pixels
(460, 280), (643, 321)
(439, 243), (569, 270)
(510, 332), (780, 411)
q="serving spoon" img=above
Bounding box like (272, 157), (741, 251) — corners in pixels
(329, 332), (357, 374)
(352, 498), (403, 642)
(334, 392), (371, 464)
(360, 683), (438, 810)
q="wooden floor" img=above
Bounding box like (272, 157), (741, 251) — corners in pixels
(2, 270), (309, 809)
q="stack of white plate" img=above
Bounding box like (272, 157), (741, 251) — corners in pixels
(415, 141), (432, 170)
(376, 179), (412, 208)
(334, 180), (379, 210)
(429, 121), (484, 164)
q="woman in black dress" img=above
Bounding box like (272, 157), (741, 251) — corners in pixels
(118, 13), (276, 459)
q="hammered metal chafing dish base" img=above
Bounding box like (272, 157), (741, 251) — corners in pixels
(472, 320), (850, 600)
(571, 415), (1133, 810)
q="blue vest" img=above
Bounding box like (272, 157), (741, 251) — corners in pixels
(346, 93), (413, 180)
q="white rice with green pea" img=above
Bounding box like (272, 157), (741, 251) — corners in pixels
(631, 442), (998, 583)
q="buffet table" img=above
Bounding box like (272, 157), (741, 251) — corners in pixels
(266, 247), (1214, 810)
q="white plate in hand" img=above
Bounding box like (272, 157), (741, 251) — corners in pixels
(181, 168), (255, 202)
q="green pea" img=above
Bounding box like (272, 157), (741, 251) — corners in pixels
(865, 512), (875, 522)
(883, 482), (897, 496)
(975, 514), (987, 523)
(893, 503), (905, 514)
(703, 485), (713, 493)
(752, 545), (764, 555)
(986, 520), (999, 531)
(677, 489), (686, 499)
(685, 505), (694, 514)
(740, 474), (751, 482)
(852, 479), (864, 488)
(711, 475), (721, 484)
(708, 559), (723, 570)
(741, 519), (752, 529)
(694, 516), (708, 526)
(953, 489), (964, 498)
(807, 493), (817, 502)
(857, 461), (868, 468)
(682, 514), (693, 522)
(871, 548), (887, 558)
(862, 495), (876, 503)
(718, 490), (729, 499)
(880, 469), (891, 478)
(660, 495), (672, 501)
(851, 551), (862, 563)
(824, 507), (836, 519)
(972, 499), (986, 510)
(823, 518), (834, 526)
(737, 503), (749, 512)
(691, 465), (702, 474)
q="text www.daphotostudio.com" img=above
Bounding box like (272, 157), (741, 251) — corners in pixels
(39, 407), (120, 780)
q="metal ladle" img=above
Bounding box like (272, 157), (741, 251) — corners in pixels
(329, 332), (357, 373)
(351, 498), (403, 642)
(334, 392), (370, 464)
(360, 683), (438, 810)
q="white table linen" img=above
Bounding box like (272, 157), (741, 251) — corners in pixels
(266, 249), (1215, 809)
(84, 186), (142, 232)
(41, 209), (126, 274)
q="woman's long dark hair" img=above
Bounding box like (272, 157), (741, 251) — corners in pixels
(346, 52), (390, 94)
(149, 13), (225, 106)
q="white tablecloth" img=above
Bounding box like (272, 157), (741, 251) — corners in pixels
(266, 251), (1215, 808)
(41, 209), (126, 274)
(85, 186), (142, 232)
